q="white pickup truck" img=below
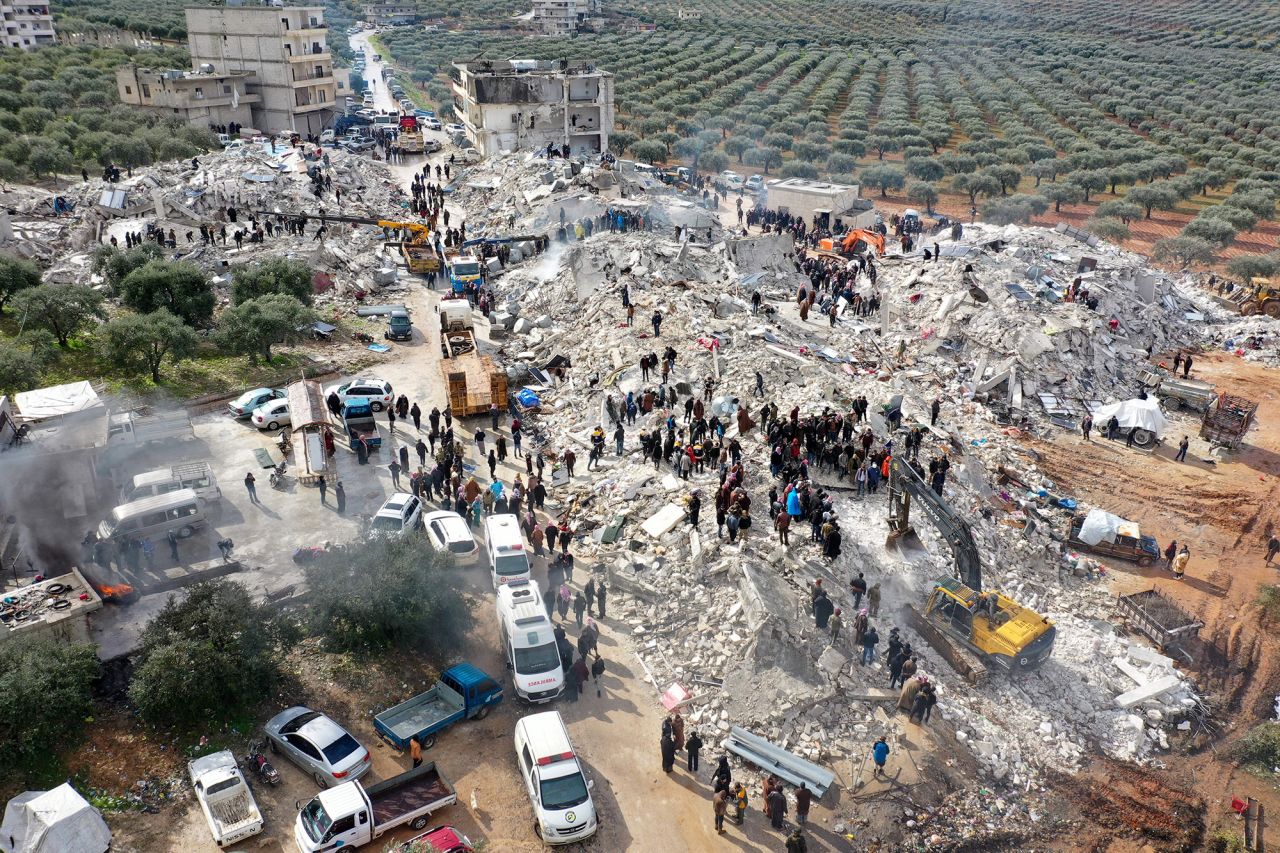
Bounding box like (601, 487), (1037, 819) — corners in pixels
(294, 762), (457, 852)
(189, 751), (264, 848)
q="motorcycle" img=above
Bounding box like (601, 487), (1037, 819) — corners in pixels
(277, 431), (292, 457)
(269, 460), (288, 489)
(244, 740), (281, 786)
(352, 331), (375, 344)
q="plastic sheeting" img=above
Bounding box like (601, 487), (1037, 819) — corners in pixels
(12, 381), (102, 421)
(1077, 508), (1141, 546)
(0, 784), (111, 853)
(1091, 397), (1169, 438)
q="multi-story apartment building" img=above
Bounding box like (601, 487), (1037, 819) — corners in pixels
(451, 59), (614, 158)
(184, 5), (336, 136)
(2, 0), (55, 49)
(530, 0), (599, 35)
(364, 3), (418, 26)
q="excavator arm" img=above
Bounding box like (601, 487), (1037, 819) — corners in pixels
(887, 456), (982, 592)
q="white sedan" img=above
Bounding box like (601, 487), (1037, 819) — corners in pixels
(251, 399), (290, 430)
(444, 123), (465, 136)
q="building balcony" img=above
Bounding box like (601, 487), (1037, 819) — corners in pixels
(294, 100), (333, 114)
(287, 49), (330, 62)
(292, 72), (334, 87)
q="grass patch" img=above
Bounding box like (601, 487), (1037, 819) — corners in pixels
(1230, 722), (1280, 775)
(1207, 830), (1247, 853)
(1258, 585), (1280, 625)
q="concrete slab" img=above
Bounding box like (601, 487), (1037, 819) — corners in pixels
(641, 503), (684, 538)
(848, 688), (900, 703)
(1115, 674), (1181, 709)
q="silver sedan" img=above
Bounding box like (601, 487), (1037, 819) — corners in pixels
(264, 706), (372, 789)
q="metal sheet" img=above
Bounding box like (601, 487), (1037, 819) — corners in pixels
(721, 726), (836, 796)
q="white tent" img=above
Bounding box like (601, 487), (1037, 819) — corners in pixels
(1077, 507), (1141, 546)
(0, 784), (111, 853)
(12, 381), (102, 422)
(1092, 397), (1169, 438)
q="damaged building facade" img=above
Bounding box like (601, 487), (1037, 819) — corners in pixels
(184, 5), (337, 135)
(765, 177), (876, 230)
(451, 59), (614, 157)
(115, 67), (260, 130)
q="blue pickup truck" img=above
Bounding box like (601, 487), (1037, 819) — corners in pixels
(342, 401), (381, 450)
(374, 663), (503, 750)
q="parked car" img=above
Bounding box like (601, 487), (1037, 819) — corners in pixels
(264, 707), (372, 789)
(461, 148), (481, 164)
(422, 139), (443, 154)
(251, 399), (291, 431)
(332, 377), (394, 411)
(745, 174), (765, 192)
(719, 170), (744, 191)
(397, 826), (474, 853)
(228, 387), (285, 418)
(444, 123), (465, 136)
(371, 492), (423, 538)
(420, 117), (442, 131)
(423, 510), (477, 561)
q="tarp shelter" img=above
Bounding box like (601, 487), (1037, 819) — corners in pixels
(13, 382), (103, 422)
(1092, 397), (1169, 438)
(0, 784), (111, 853)
(1077, 508), (1141, 546)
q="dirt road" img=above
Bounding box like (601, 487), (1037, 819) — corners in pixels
(1032, 351), (1280, 840)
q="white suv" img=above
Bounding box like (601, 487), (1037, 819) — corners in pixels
(331, 378), (393, 411)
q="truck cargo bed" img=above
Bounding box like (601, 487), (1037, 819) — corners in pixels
(367, 764), (455, 826)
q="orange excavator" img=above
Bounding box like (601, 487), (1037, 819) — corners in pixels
(841, 228), (885, 256)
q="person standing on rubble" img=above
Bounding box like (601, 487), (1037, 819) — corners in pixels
(813, 590), (834, 630)
(651, 309), (663, 336)
(1183, 354), (1194, 378)
(828, 608), (843, 642)
(1267, 535), (1280, 565)
(867, 582), (881, 616)
(1080, 413), (1093, 441)
(1175, 436), (1190, 462)
(860, 624), (879, 666)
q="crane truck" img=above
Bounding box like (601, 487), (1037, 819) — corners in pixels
(886, 457), (1055, 680)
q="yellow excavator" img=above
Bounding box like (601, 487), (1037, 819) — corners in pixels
(887, 457), (1055, 680)
(253, 211), (439, 273)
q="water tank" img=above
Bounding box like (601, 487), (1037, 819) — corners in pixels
(198, 63), (214, 74)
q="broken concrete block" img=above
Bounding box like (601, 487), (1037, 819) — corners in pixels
(641, 503), (685, 538)
(1126, 644), (1175, 670)
(818, 646), (847, 677)
(1114, 674), (1181, 709)
(513, 318), (533, 335)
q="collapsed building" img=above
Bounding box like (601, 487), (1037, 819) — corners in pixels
(454, 152), (1215, 820)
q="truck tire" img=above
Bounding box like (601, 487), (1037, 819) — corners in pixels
(1264, 300), (1280, 319)
(178, 525), (194, 538)
(473, 705), (491, 721)
(1131, 428), (1156, 448)
(411, 816), (429, 831)
(421, 734), (437, 749)
(1138, 556), (1153, 567)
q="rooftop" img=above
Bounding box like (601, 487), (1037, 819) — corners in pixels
(453, 59), (610, 78)
(767, 177), (858, 196)
(0, 568), (102, 641)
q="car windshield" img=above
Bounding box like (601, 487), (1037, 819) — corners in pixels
(454, 262), (481, 276)
(371, 516), (402, 532)
(322, 733), (360, 765)
(539, 772), (589, 811)
(513, 641), (561, 675)
(495, 554), (529, 577)
(300, 799), (332, 842)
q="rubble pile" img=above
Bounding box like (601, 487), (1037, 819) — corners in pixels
(468, 151), (1214, 791)
(4, 143), (413, 306)
(899, 786), (1066, 850)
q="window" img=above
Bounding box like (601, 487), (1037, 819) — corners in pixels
(281, 17), (289, 29)
(285, 734), (322, 760)
(124, 85), (132, 94)
(141, 511), (168, 528)
(223, 85), (231, 95)
(324, 815), (355, 842)
(141, 84), (151, 98)
(194, 87), (204, 99)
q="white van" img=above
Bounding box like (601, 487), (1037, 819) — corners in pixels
(120, 462), (221, 505)
(514, 711), (597, 845)
(483, 513), (531, 589)
(496, 579), (564, 703)
(98, 489), (205, 541)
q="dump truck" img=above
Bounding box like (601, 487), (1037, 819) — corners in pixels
(887, 457), (1055, 677)
(393, 113), (424, 155)
(293, 762), (457, 852)
(374, 663), (503, 750)
(189, 750), (264, 848)
(444, 251), (484, 295)
(438, 299), (508, 417)
(1200, 392), (1258, 449)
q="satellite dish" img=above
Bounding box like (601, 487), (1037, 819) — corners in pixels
(968, 285), (990, 304)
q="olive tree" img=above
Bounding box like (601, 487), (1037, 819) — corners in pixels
(860, 164), (905, 198)
(101, 309), (198, 383)
(1152, 236), (1216, 267)
(10, 284), (104, 347)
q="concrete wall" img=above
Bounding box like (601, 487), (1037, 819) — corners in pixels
(767, 182), (860, 224)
